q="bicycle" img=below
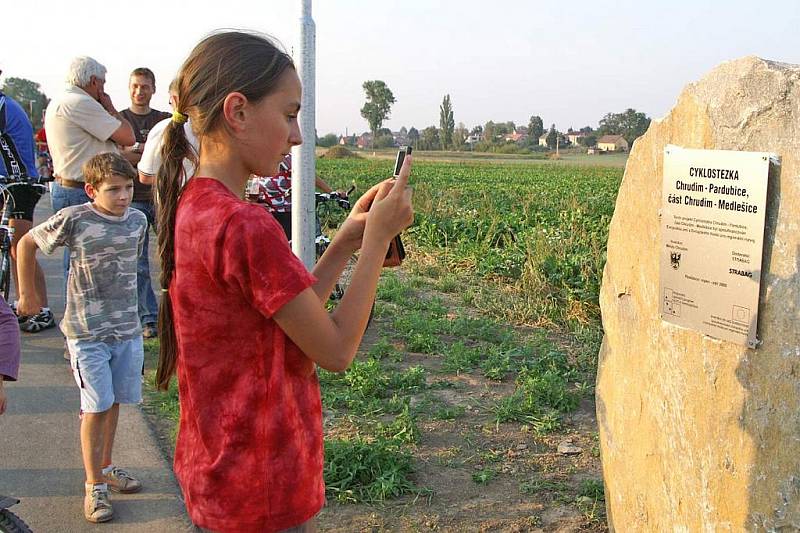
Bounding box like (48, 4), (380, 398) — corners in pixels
(0, 175), (50, 301)
(312, 187), (358, 302)
(245, 180), (376, 321)
(0, 495), (32, 533)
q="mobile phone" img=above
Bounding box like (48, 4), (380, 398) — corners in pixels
(393, 146), (412, 177)
(384, 235), (406, 267)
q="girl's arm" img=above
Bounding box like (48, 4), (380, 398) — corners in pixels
(15, 234), (44, 317)
(274, 159), (413, 372)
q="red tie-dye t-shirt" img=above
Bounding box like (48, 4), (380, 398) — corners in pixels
(170, 178), (323, 532)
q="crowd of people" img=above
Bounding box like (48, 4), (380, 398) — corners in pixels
(1, 29), (414, 531)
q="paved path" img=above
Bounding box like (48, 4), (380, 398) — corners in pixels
(0, 199), (192, 531)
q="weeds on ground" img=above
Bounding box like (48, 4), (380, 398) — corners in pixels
(324, 436), (418, 503)
(576, 478), (606, 522)
(141, 339), (179, 438)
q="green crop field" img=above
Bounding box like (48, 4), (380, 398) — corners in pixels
(318, 158), (622, 329)
(142, 157), (623, 530)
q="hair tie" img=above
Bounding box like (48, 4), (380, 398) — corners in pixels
(172, 111), (188, 124)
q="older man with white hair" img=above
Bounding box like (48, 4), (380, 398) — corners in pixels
(44, 56), (135, 298)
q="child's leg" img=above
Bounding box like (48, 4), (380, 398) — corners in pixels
(101, 403), (120, 468)
(80, 409), (112, 483)
(66, 339), (117, 484)
(102, 337), (144, 493)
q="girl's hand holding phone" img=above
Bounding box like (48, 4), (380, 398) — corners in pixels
(364, 155), (414, 243)
(336, 156), (413, 252)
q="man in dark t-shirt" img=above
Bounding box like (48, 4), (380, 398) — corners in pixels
(119, 68), (169, 338)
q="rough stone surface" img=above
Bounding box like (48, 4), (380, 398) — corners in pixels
(596, 56), (800, 531)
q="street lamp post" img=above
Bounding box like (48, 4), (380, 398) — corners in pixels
(292, 0), (317, 269)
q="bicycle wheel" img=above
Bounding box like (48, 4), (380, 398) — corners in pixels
(0, 508), (33, 533)
(331, 254), (375, 329)
(331, 254), (358, 301)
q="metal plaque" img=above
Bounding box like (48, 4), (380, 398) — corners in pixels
(660, 146), (771, 348)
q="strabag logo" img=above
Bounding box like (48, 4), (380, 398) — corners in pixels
(729, 268), (753, 278)
(670, 252), (681, 270)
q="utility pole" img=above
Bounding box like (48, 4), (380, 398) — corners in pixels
(292, 0), (317, 268)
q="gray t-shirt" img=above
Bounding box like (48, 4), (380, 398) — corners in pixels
(30, 203), (147, 342)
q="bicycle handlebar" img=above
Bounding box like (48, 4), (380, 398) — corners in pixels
(0, 174), (54, 185)
(315, 192), (350, 210)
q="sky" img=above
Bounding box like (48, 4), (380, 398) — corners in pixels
(3, 0), (799, 137)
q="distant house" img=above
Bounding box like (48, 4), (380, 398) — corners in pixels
(539, 132), (569, 148)
(567, 132), (586, 146)
(504, 130), (527, 143)
(465, 134), (481, 146)
(538, 133), (549, 147)
(356, 133), (372, 149)
(338, 135), (356, 146)
(391, 131), (408, 147)
(597, 134), (629, 152)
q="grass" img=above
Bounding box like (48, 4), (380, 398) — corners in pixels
(324, 437), (418, 503)
(472, 468), (497, 484)
(318, 158), (620, 329)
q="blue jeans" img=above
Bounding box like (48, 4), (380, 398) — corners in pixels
(50, 183), (90, 299)
(131, 201), (158, 326)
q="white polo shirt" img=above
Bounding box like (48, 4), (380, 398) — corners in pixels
(138, 117), (198, 184)
(45, 86), (120, 182)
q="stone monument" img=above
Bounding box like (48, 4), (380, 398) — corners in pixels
(596, 57), (800, 530)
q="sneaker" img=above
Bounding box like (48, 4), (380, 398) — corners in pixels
(10, 302), (27, 324)
(84, 484), (113, 523)
(104, 466), (142, 494)
(20, 308), (56, 333)
(142, 323), (158, 339)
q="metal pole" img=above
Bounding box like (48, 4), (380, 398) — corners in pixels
(292, 0), (317, 268)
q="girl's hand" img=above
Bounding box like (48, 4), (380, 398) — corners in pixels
(335, 178), (394, 252)
(364, 155), (414, 243)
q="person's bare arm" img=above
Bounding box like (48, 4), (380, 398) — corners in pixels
(274, 158), (413, 372)
(138, 171), (155, 185)
(109, 119), (136, 147)
(98, 92), (136, 147)
(121, 148), (142, 165)
(316, 175), (347, 196)
(16, 234), (44, 316)
(315, 175), (333, 193)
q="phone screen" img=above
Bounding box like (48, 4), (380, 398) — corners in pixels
(393, 146), (412, 177)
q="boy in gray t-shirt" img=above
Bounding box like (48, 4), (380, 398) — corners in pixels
(17, 152), (147, 524)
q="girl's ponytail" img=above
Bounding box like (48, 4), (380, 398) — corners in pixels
(155, 112), (196, 390)
(153, 30), (293, 390)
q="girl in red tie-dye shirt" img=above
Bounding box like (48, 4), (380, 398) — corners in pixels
(153, 31), (413, 533)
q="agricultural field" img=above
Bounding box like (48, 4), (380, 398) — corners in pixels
(321, 147), (629, 169)
(141, 157), (623, 531)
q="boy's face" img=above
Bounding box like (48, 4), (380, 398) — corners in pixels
(85, 174), (134, 217)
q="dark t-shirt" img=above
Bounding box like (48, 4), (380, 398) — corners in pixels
(120, 108), (170, 202)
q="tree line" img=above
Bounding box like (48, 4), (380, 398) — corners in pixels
(317, 79), (651, 153)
